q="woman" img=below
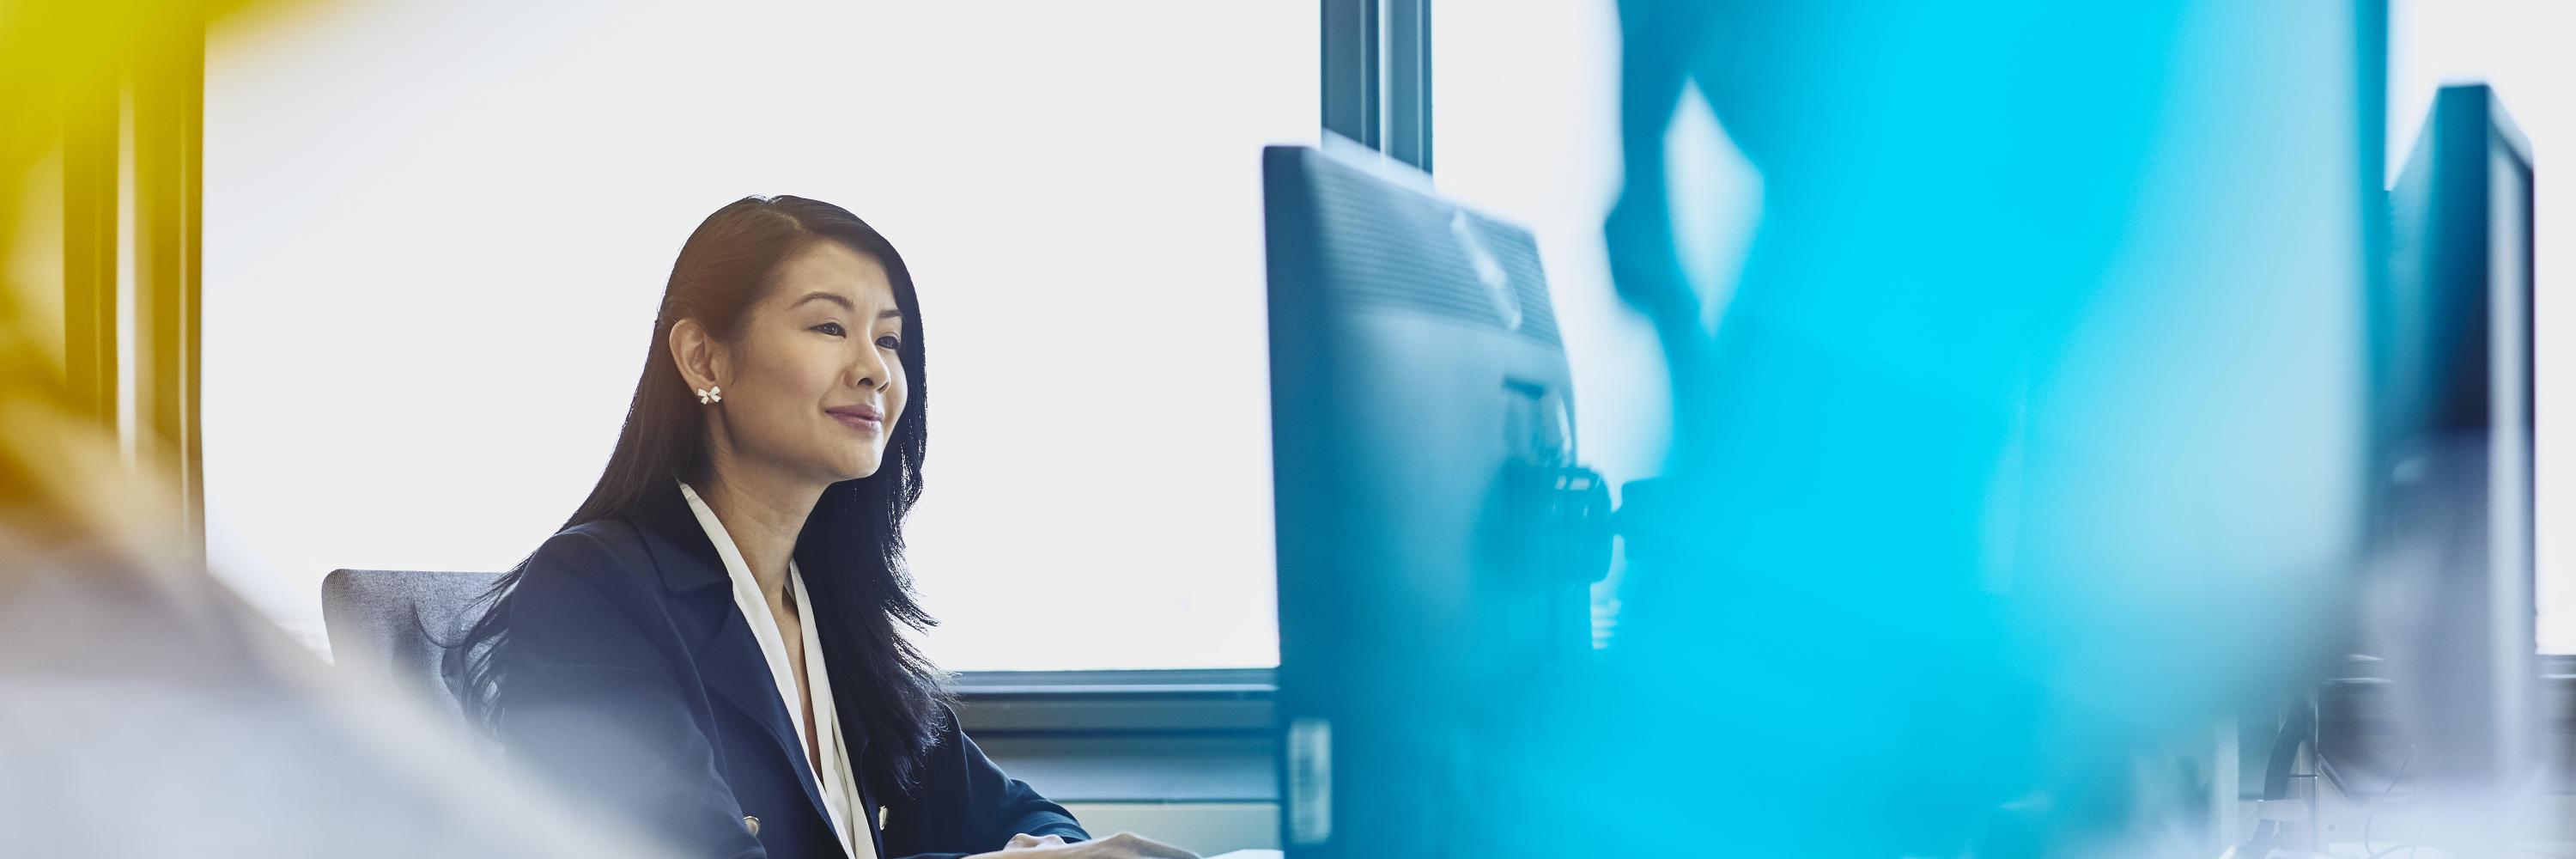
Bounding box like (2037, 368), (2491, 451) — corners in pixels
(448, 196), (1193, 859)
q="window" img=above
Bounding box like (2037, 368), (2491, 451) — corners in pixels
(204, 1), (1312, 670)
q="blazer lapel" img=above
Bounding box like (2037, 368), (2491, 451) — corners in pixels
(860, 732), (891, 850)
(860, 771), (887, 859)
(698, 611), (840, 840)
(629, 484), (841, 849)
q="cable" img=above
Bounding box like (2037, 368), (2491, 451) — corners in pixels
(2360, 743), (2419, 859)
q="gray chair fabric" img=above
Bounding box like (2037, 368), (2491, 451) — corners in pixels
(320, 569), (507, 710)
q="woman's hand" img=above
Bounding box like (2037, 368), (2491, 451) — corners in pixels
(969, 831), (1199, 859)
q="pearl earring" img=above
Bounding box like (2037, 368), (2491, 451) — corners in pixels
(696, 385), (722, 405)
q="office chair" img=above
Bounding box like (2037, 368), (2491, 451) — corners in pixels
(319, 569), (506, 713)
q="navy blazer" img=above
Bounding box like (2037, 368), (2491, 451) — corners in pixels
(489, 484), (1085, 859)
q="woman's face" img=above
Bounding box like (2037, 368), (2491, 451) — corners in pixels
(710, 240), (908, 484)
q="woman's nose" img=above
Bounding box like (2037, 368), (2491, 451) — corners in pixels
(849, 346), (891, 391)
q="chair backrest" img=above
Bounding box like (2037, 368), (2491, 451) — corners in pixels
(320, 569), (507, 711)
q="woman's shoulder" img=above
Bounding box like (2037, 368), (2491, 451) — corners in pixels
(508, 518), (663, 618)
(492, 517), (695, 682)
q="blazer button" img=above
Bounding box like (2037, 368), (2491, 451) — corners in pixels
(743, 815), (760, 837)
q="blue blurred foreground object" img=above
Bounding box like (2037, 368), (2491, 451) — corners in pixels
(1582, 1), (2385, 856)
(1267, 0), (2391, 847)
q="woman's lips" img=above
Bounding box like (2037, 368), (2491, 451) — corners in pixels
(827, 405), (883, 433)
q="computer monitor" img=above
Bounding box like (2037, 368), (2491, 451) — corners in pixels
(1261, 141), (1609, 859)
(2335, 82), (2537, 809)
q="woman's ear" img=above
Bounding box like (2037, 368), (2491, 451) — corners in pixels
(668, 319), (726, 395)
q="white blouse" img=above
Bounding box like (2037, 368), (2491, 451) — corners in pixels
(678, 482), (877, 859)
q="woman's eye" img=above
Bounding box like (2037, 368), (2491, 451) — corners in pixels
(874, 333), (902, 350)
(813, 322), (847, 338)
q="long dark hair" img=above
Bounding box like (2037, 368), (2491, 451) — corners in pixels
(445, 195), (946, 792)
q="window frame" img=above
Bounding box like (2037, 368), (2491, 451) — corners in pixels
(950, 669), (1278, 803)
